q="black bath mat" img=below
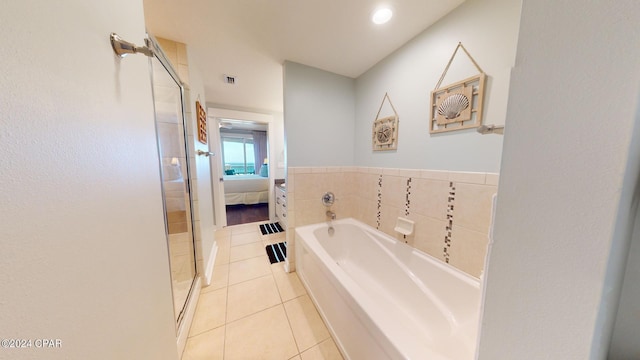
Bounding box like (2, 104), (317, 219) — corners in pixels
(259, 222), (284, 235)
(265, 242), (287, 264)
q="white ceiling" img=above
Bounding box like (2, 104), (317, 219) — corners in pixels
(143, 0), (466, 113)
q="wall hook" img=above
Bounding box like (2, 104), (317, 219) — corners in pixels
(110, 33), (154, 58)
(477, 124), (504, 135)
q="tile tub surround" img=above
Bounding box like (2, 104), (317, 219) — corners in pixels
(286, 167), (498, 278)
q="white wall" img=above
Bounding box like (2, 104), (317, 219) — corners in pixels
(283, 61), (356, 167)
(0, 2), (178, 360)
(271, 112), (287, 179)
(610, 200), (640, 358)
(477, 1), (640, 358)
(184, 46), (216, 284)
(354, 0), (521, 172)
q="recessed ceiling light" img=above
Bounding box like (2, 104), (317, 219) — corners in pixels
(372, 8), (393, 25)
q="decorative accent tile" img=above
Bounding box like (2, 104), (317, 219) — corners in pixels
(444, 181), (456, 263)
(404, 177), (412, 216)
(376, 175), (382, 229)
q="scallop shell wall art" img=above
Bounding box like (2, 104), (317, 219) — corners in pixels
(430, 42), (487, 134)
(437, 93), (470, 120)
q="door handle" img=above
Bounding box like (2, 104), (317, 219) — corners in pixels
(196, 150), (215, 157)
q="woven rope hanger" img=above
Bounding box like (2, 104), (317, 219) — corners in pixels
(375, 92), (398, 120)
(434, 42), (485, 91)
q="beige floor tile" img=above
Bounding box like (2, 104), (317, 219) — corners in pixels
(215, 245), (230, 266)
(182, 326), (225, 360)
(189, 288), (227, 337)
(289, 356), (302, 360)
(226, 275), (282, 322)
(215, 231), (231, 246)
(203, 264), (229, 292)
(228, 256), (272, 285)
(230, 231), (262, 247)
(230, 223), (262, 235)
(300, 338), (343, 360)
(284, 295), (330, 352)
(229, 241), (266, 262)
(273, 270), (306, 302)
(270, 262), (287, 274)
(225, 305), (298, 360)
(215, 228), (231, 238)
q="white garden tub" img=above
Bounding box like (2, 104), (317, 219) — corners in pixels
(295, 218), (481, 360)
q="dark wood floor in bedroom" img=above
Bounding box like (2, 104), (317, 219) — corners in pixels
(225, 203), (269, 226)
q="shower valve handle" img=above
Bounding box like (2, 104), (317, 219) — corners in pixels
(322, 192), (335, 206)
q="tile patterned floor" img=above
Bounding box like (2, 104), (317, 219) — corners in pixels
(182, 222), (344, 360)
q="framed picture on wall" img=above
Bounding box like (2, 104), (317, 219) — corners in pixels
(372, 115), (399, 151)
(429, 42), (487, 134)
(372, 93), (399, 151)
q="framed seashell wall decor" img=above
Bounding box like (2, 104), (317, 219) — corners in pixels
(372, 93), (399, 151)
(430, 42), (486, 134)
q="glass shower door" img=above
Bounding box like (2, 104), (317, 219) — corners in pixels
(150, 47), (197, 326)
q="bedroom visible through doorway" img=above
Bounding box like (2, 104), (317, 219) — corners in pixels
(219, 119), (270, 226)
(225, 203), (268, 226)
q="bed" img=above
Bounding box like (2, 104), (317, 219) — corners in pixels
(223, 174), (269, 205)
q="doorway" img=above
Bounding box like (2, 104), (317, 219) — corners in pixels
(220, 119), (269, 226)
(207, 109), (277, 228)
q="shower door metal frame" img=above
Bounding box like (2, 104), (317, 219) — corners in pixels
(147, 34), (199, 328)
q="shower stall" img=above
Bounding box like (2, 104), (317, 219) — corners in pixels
(147, 36), (199, 327)
(110, 32), (202, 355)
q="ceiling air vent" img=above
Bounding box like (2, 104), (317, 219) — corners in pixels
(223, 74), (237, 85)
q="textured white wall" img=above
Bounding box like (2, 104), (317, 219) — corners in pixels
(270, 111), (287, 179)
(185, 46), (216, 282)
(478, 1), (640, 358)
(354, 0), (521, 172)
(283, 61), (356, 167)
(0, 1), (178, 360)
(610, 205), (640, 358)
